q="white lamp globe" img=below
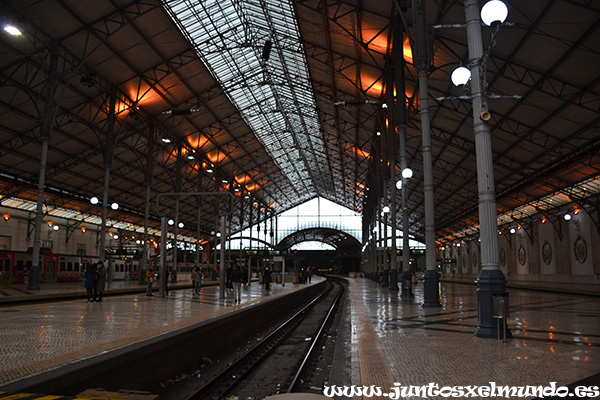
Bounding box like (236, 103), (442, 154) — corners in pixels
(451, 66), (471, 86)
(168, 219), (175, 226)
(382, 206), (390, 213)
(90, 196), (99, 205)
(563, 213), (572, 221)
(111, 202), (119, 210)
(402, 168), (413, 179)
(396, 179), (403, 190)
(53, 225), (59, 231)
(178, 222), (184, 228)
(481, 0), (508, 27)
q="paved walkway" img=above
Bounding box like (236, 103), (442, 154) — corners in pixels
(350, 278), (600, 399)
(3, 277), (599, 399)
(0, 278), (318, 387)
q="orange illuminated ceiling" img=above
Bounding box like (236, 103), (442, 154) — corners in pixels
(403, 35), (413, 64)
(206, 150), (228, 164)
(347, 147), (371, 159)
(187, 133), (210, 150)
(124, 75), (166, 106)
(362, 25), (388, 54)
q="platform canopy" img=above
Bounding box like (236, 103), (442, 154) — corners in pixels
(0, 0), (598, 245)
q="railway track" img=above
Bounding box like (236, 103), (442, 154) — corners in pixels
(160, 277), (345, 400)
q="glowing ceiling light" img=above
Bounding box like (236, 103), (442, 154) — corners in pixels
(451, 66), (471, 86)
(4, 25), (22, 36)
(481, 0), (508, 27)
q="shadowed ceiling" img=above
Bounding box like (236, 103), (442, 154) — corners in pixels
(0, 0), (598, 246)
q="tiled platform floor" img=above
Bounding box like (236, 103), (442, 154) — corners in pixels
(351, 278), (600, 398)
(2, 277), (598, 399)
(0, 279), (317, 386)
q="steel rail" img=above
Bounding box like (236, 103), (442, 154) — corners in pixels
(188, 280), (334, 400)
(286, 278), (345, 393)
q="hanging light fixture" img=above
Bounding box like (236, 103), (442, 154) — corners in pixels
(4, 25), (22, 36)
(402, 168), (413, 179)
(480, 0), (508, 27)
(451, 66), (471, 86)
(111, 202), (119, 210)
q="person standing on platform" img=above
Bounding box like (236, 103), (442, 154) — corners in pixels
(192, 266), (202, 297)
(164, 267), (170, 296)
(226, 264), (233, 293)
(232, 265), (243, 303)
(95, 261), (106, 302)
(263, 267), (272, 291)
(145, 266), (154, 296)
(84, 263), (97, 303)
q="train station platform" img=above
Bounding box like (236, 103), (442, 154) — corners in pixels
(342, 278), (600, 398)
(0, 277), (324, 391)
(2, 276), (599, 399)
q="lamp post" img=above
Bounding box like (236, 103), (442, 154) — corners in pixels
(399, 167), (413, 297)
(463, 0), (510, 338)
(412, 0), (441, 307)
(381, 205), (390, 288)
(29, 45), (58, 291)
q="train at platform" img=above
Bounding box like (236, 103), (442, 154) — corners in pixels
(0, 250), (143, 283)
(0, 249), (209, 284)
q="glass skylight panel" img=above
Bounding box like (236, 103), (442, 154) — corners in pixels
(162, 0), (331, 198)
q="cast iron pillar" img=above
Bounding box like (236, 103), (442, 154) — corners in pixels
(464, 0), (510, 338)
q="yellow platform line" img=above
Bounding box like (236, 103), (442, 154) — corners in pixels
(0, 392), (72, 399)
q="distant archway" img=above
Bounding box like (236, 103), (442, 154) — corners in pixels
(276, 227), (361, 252)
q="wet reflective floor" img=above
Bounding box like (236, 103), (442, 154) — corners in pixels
(354, 278), (600, 391)
(0, 279), (317, 386)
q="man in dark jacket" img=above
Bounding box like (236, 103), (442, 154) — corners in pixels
(95, 261), (107, 302)
(263, 267), (272, 291)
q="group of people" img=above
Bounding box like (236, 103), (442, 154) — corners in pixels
(297, 269), (312, 284)
(83, 261), (107, 302)
(83, 262), (312, 303)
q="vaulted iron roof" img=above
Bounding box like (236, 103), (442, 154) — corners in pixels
(0, 0), (598, 245)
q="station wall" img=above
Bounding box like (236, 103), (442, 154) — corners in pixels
(441, 210), (600, 287)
